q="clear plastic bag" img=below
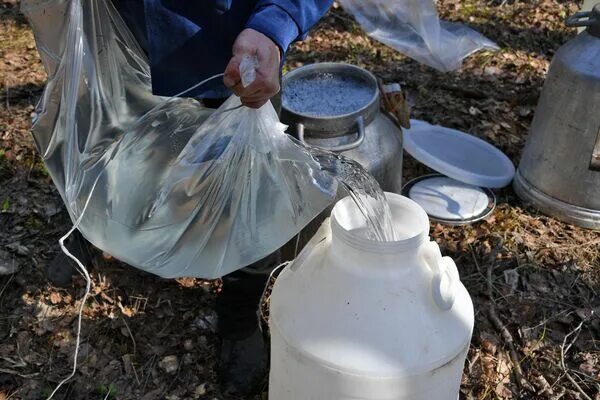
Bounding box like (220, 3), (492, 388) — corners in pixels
(23, 0), (337, 279)
(339, 0), (499, 72)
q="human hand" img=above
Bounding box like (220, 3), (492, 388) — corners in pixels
(223, 28), (281, 109)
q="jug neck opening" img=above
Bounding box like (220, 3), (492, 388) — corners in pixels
(330, 194), (430, 254)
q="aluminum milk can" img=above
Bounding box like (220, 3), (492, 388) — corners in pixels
(514, 4), (600, 229)
(269, 193), (474, 399)
(281, 63), (404, 194)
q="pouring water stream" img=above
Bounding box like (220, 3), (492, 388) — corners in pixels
(308, 148), (398, 242)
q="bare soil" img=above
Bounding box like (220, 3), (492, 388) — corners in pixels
(1, 0), (599, 399)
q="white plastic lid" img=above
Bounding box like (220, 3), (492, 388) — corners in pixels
(403, 120), (515, 188)
(403, 175), (495, 224)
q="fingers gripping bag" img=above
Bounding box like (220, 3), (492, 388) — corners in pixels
(22, 0), (337, 279)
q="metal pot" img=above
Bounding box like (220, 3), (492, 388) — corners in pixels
(281, 63), (404, 194)
(514, 5), (600, 229)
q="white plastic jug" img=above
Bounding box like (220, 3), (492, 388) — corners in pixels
(269, 193), (474, 400)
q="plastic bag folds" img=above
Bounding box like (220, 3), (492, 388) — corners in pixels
(339, 0), (499, 72)
(23, 0), (337, 279)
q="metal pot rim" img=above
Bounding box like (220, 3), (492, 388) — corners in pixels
(281, 63), (380, 137)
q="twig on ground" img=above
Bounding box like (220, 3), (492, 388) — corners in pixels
(488, 307), (534, 392)
(485, 239), (535, 392)
(521, 310), (569, 333)
(547, 238), (600, 251)
(549, 387), (566, 400)
(560, 319), (593, 400)
(161, 359), (182, 397)
(141, 354), (156, 393)
(1, 389), (19, 400)
(0, 368), (39, 379)
(571, 369), (600, 385)
(4, 78), (9, 110)
(121, 316), (137, 356)
(6, 390), (19, 400)
(0, 273), (15, 300)
(469, 245), (503, 300)
(156, 317), (173, 336)
(131, 361), (141, 386)
(467, 350), (480, 375)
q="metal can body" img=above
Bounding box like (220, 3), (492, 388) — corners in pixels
(281, 63), (404, 194)
(514, 15), (600, 228)
(299, 111), (403, 193)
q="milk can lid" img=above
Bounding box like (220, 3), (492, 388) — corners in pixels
(402, 174), (496, 225)
(403, 120), (515, 188)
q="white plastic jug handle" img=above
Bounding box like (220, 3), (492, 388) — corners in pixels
(240, 55), (259, 88)
(423, 241), (458, 311)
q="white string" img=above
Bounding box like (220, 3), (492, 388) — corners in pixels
(45, 72), (229, 400)
(46, 178), (99, 400)
(44, 67), (247, 400)
(170, 73), (225, 99)
(258, 261), (291, 333)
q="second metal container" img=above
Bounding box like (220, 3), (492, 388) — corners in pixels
(514, 5), (600, 229)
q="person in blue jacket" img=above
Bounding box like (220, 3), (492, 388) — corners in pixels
(48, 0), (333, 396)
(115, 0), (332, 105)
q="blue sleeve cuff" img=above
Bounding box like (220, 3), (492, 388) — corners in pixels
(246, 5), (300, 54)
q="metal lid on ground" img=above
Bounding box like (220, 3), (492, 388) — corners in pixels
(402, 175), (496, 225)
(403, 119), (515, 189)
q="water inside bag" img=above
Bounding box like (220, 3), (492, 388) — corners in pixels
(24, 0), (399, 284)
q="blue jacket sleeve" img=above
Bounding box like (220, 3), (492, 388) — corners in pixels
(245, 0), (333, 53)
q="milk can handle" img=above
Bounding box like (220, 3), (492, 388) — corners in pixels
(565, 10), (595, 28)
(297, 116), (366, 152)
(423, 241), (458, 311)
